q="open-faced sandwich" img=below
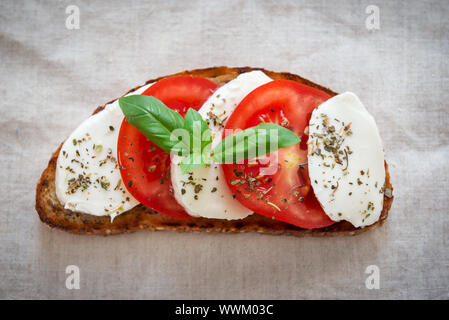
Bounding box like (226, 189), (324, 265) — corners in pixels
(35, 66), (393, 236)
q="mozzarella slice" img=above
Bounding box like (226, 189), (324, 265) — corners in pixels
(171, 71), (273, 219)
(307, 92), (385, 227)
(55, 82), (153, 219)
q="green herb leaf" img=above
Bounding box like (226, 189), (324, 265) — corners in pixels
(178, 108), (212, 173)
(212, 123), (301, 164)
(179, 139), (212, 174)
(257, 122), (302, 148)
(118, 95), (187, 153)
(183, 108), (212, 151)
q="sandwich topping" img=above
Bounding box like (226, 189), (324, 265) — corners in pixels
(307, 92), (386, 227)
(54, 83), (154, 218)
(55, 72), (391, 229)
(55, 101), (139, 219)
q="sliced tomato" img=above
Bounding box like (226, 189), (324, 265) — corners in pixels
(118, 76), (218, 218)
(222, 80), (335, 229)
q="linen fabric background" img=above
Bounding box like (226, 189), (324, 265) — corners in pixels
(0, 0), (448, 299)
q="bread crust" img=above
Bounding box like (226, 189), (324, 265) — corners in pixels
(35, 66), (393, 236)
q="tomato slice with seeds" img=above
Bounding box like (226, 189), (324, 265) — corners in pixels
(118, 76), (219, 218)
(222, 80), (335, 229)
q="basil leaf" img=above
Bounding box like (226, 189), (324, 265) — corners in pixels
(212, 123), (301, 164)
(179, 137), (212, 174)
(183, 108), (212, 151)
(257, 122), (302, 148)
(119, 95), (187, 153)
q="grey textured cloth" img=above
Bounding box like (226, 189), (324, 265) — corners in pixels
(0, 0), (448, 299)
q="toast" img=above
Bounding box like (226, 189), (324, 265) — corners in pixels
(35, 66), (393, 236)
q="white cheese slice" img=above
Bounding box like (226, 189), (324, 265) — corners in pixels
(55, 82), (154, 219)
(307, 92), (385, 227)
(170, 71), (273, 219)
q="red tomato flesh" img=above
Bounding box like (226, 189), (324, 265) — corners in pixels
(118, 76), (218, 218)
(222, 80), (335, 229)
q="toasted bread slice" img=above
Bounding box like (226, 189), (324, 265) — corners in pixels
(35, 66), (393, 236)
